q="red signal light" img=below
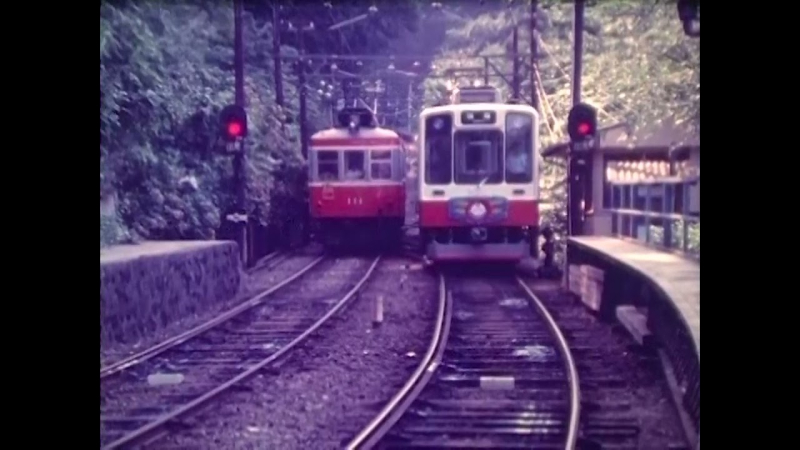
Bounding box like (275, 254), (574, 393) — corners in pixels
(577, 122), (591, 135)
(227, 121), (243, 137)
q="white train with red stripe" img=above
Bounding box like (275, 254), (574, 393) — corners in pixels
(417, 86), (541, 263)
(308, 107), (407, 250)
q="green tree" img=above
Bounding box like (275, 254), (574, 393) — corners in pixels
(100, 1), (423, 246)
(419, 2), (699, 258)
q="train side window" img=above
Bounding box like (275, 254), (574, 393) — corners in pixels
(317, 151), (339, 181)
(345, 151), (365, 180)
(370, 150), (392, 180)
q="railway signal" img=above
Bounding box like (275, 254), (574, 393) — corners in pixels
(677, 0), (700, 37)
(567, 102), (597, 153)
(219, 104), (248, 142)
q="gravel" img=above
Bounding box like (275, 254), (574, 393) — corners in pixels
(100, 252), (321, 368)
(154, 257), (438, 450)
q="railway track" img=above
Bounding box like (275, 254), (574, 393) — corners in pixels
(246, 244), (322, 275)
(246, 249), (290, 274)
(100, 255), (380, 449)
(349, 271), (580, 449)
(530, 283), (646, 449)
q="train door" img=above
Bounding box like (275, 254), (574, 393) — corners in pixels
(316, 150), (340, 207)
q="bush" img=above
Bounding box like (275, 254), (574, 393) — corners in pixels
(100, 213), (134, 248)
(101, 2), (422, 243)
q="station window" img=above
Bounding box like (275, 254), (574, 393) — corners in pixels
(370, 150), (392, 180)
(344, 151), (365, 180)
(454, 130), (503, 184)
(317, 151), (339, 181)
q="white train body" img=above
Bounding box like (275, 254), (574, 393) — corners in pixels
(417, 87), (542, 262)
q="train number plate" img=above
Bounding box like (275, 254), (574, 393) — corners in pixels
(322, 184), (334, 199)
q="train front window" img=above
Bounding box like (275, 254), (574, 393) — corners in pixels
(317, 151), (339, 181)
(505, 113), (534, 183)
(370, 150), (392, 180)
(345, 151), (365, 180)
(424, 114), (453, 185)
(426, 137), (452, 185)
(454, 130), (503, 185)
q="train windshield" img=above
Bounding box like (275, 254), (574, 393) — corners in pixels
(505, 113), (534, 183)
(425, 114), (453, 185)
(317, 151), (339, 181)
(454, 130), (503, 185)
(344, 151), (365, 180)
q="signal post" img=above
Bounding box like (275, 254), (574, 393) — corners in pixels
(228, 0), (250, 267)
(566, 102), (598, 237)
(219, 103), (249, 266)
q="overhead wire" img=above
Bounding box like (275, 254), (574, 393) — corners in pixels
(537, 36), (625, 124)
(533, 65), (558, 139)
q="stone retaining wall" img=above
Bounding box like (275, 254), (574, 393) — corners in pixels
(100, 241), (242, 345)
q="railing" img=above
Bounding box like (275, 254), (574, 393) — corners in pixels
(605, 177), (700, 258)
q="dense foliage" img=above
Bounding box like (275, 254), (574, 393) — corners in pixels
(420, 2), (699, 255)
(100, 1), (699, 258)
(100, 0), (421, 246)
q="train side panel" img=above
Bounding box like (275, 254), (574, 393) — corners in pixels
(309, 183), (405, 218)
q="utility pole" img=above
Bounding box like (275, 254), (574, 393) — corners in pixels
(529, 0), (539, 111)
(272, 5), (284, 108)
(572, 0), (585, 106)
(407, 81), (413, 129)
(232, 0), (249, 266)
(298, 32), (309, 160)
(567, 1), (588, 238)
(511, 26), (521, 100)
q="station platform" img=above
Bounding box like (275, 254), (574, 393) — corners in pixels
(567, 236), (700, 358)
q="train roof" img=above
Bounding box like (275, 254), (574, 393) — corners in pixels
(310, 126), (399, 140)
(310, 125), (402, 148)
(392, 129), (415, 143)
(420, 102), (540, 118)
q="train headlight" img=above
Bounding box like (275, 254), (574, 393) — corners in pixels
(467, 202), (488, 220)
(466, 112), (474, 121)
(482, 112), (491, 120)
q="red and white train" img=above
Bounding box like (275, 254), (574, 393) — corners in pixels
(417, 86), (541, 263)
(308, 108), (407, 250)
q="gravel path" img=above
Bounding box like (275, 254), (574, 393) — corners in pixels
(154, 257), (438, 450)
(100, 252), (321, 367)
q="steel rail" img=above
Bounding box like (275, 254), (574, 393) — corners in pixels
(100, 256), (325, 379)
(102, 256), (382, 450)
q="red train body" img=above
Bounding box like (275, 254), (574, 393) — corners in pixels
(308, 108), (407, 250)
(309, 183), (405, 218)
